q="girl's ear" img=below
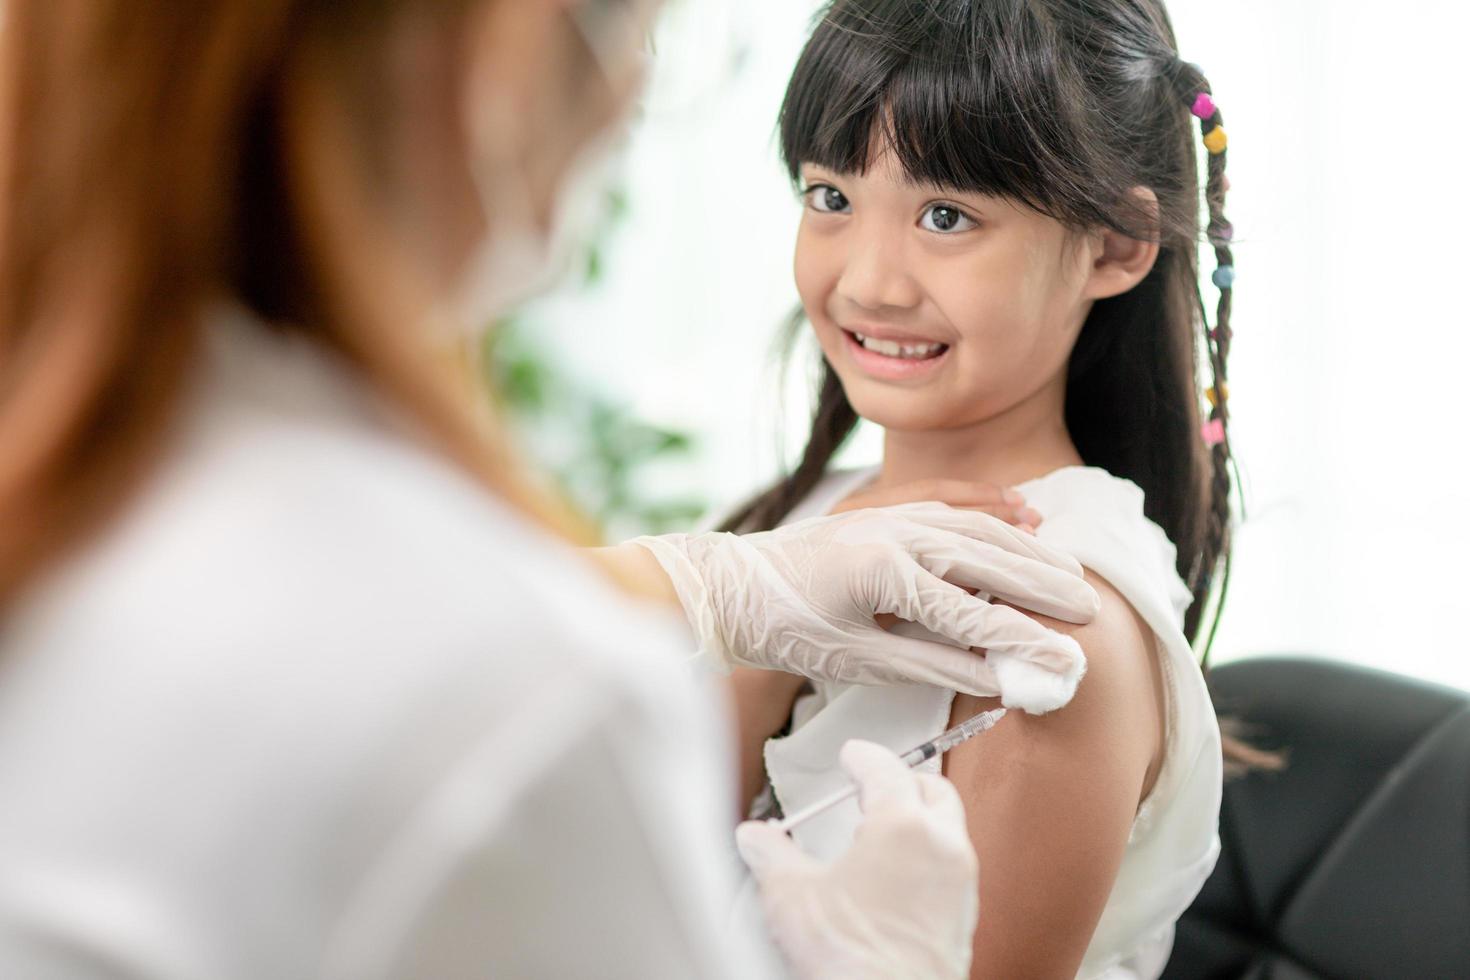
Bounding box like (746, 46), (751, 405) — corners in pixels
(1081, 187), (1161, 301)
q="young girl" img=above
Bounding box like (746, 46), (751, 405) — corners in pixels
(727, 0), (1240, 976)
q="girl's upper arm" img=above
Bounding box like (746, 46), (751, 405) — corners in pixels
(944, 569), (1165, 980)
(727, 666), (808, 817)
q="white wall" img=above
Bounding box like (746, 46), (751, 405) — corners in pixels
(520, 0), (1470, 690)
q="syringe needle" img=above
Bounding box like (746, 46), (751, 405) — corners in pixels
(769, 708), (1007, 835)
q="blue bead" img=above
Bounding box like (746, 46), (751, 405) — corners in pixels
(1212, 265), (1237, 289)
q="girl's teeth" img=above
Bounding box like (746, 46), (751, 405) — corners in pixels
(853, 333), (945, 360)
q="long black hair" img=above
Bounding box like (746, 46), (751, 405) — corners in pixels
(724, 0), (1239, 664)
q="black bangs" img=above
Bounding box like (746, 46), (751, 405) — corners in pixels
(778, 0), (1109, 229)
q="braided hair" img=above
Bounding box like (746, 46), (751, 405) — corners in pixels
(1174, 60), (1240, 665)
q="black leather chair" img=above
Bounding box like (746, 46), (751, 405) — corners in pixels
(1162, 657), (1470, 979)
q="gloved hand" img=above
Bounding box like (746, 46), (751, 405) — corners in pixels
(736, 740), (980, 980)
(630, 503), (1100, 705)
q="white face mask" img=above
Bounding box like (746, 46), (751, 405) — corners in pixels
(448, 2), (646, 333)
(450, 130), (622, 331)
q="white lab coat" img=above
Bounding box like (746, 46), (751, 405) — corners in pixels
(0, 312), (771, 978)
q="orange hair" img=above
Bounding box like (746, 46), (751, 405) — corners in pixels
(0, 1), (596, 614)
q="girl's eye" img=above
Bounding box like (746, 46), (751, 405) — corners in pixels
(921, 204), (977, 234)
(805, 184), (851, 215)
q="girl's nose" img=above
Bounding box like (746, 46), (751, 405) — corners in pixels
(836, 231), (922, 312)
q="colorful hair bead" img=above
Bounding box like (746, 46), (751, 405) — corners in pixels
(1191, 92), (1217, 120)
(1212, 265), (1236, 290)
(1202, 418), (1226, 446)
(1205, 383), (1229, 408)
(1203, 126), (1228, 155)
(1209, 221), (1234, 244)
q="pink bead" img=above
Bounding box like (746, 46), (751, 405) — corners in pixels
(1202, 418), (1226, 446)
(1192, 92), (1217, 120)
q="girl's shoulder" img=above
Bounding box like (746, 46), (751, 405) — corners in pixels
(1016, 466), (1221, 845)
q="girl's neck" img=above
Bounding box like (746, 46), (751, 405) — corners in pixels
(876, 378), (1084, 490)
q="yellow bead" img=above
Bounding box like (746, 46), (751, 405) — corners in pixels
(1204, 126), (1228, 155)
(1206, 383), (1229, 407)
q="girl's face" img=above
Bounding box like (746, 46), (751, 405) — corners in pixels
(794, 150), (1102, 434)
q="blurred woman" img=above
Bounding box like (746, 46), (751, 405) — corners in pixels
(0, 1), (1101, 976)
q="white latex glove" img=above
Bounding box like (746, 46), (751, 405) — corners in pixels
(631, 503), (1100, 709)
(736, 739), (980, 980)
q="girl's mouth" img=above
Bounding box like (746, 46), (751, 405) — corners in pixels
(841, 329), (951, 380)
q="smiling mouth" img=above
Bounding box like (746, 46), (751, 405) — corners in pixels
(843, 330), (950, 361)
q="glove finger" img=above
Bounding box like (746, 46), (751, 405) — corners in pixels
(902, 529), (1100, 624)
(845, 629), (1001, 696)
(879, 572), (1087, 709)
(915, 772), (970, 829)
(880, 567), (1067, 655)
(736, 821), (816, 880)
(915, 775), (982, 898)
(884, 503), (1083, 575)
(840, 739), (921, 814)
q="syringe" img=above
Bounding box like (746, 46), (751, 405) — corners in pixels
(770, 707), (1008, 835)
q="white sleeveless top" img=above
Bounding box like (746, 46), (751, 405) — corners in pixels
(749, 465), (1222, 980)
